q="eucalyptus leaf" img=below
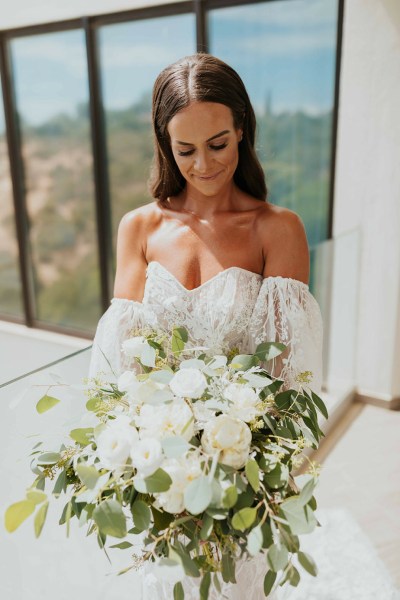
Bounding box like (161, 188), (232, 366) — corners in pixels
(267, 543), (289, 572)
(141, 344), (157, 367)
(149, 369), (174, 383)
(298, 551), (318, 576)
(34, 501), (48, 537)
(311, 390), (329, 419)
(221, 553), (236, 584)
(184, 476), (213, 515)
(5, 500), (35, 532)
(230, 354), (256, 370)
(263, 570), (277, 596)
(200, 513), (214, 540)
(131, 500), (151, 531)
(280, 497), (317, 534)
(161, 436), (190, 459)
(26, 490), (47, 505)
(200, 571), (211, 600)
(254, 342), (286, 362)
(37, 452), (61, 465)
(171, 543), (200, 577)
(76, 463), (101, 489)
(247, 524), (263, 556)
(173, 581), (184, 600)
(70, 427), (94, 446)
(36, 394), (60, 414)
(264, 463), (289, 489)
(298, 477), (318, 506)
(245, 459), (260, 492)
(134, 468), (172, 494)
(110, 541), (133, 549)
(231, 507), (256, 532)
(222, 485), (238, 509)
(93, 499), (127, 538)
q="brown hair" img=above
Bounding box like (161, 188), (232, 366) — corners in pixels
(149, 53), (267, 202)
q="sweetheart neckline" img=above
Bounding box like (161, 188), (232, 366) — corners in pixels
(111, 262), (310, 305)
(146, 260), (263, 293)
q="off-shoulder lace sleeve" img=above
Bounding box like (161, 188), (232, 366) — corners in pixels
(88, 298), (153, 382)
(247, 277), (324, 394)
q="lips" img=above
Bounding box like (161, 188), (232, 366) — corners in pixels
(196, 171), (222, 181)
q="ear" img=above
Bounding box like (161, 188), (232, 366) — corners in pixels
(237, 128), (243, 142)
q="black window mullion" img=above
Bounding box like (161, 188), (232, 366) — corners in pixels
(195, 0), (208, 52)
(0, 33), (36, 326)
(327, 0), (344, 240)
(83, 17), (113, 312)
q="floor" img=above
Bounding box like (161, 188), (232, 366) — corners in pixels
(303, 401), (400, 588)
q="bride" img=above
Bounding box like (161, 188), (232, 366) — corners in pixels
(88, 54), (398, 600)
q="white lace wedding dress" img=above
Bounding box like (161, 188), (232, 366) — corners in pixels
(88, 261), (399, 600)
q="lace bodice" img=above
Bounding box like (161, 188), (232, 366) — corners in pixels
(88, 260), (323, 395)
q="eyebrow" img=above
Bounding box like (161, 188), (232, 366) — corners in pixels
(175, 129), (230, 146)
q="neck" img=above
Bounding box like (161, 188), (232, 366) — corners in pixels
(178, 180), (240, 219)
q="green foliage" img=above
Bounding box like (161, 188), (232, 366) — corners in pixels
(36, 394), (60, 414)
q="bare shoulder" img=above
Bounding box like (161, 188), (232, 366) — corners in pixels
(257, 203), (310, 284)
(114, 201), (161, 300)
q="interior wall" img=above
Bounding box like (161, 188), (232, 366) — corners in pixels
(333, 0), (400, 398)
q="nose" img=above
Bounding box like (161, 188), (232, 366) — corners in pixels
(194, 149), (212, 174)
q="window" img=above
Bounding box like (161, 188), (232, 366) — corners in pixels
(209, 0), (338, 247)
(10, 29), (101, 331)
(99, 13), (196, 270)
(0, 80), (22, 317)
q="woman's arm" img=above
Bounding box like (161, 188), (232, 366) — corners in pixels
(113, 207), (149, 301)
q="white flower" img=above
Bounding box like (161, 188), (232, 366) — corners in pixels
(122, 336), (156, 367)
(130, 437), (163, 477)
(154, 454), (202, 514)
(122, 336), (147, 358)
(169, 368), (207, 399)
(95, 415), (139, 471)
(201, 414), (251, 469)
(117, 371), (142, 402)
(223, 383), (261, 422)
(137, 399), (194, 441)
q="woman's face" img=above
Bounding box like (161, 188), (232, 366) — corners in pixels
(167, 101), (242, 197)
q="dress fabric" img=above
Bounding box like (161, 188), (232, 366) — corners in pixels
(88, 261), (399, 600)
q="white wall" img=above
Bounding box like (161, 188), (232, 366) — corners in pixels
(333, 0), (400, 400)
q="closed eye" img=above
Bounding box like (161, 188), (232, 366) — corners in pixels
(177, 143), (228, 157)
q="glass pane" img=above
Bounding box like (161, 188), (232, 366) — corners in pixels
(10, 30), (101, 332)
(99, 14), (196, 269)
(0, 79), (23, 317)
(209, 0), (338, 246)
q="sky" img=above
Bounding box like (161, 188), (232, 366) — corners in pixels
(0, 0), (338, 132)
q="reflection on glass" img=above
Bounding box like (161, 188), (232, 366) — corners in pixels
(99, 14), (196, 269)
(209, 0), (338, 246)
(10, 30), (101, 331)
(0, 80), (23, 317)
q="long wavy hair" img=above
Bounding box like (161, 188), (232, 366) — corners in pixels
(149, 53), (267, 202)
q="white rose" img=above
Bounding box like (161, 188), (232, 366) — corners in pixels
(224, 383), (261, 422)
(130, 437), (163, 477)
(154, 454), (202, 514)
(169, 368), (207, 399)
(201, 414), (251, 469)
(122, 336), (147, 358)
(95, 414), (139, 471)
(137, 399), (194, 441)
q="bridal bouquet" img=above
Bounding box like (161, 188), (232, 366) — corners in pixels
(5, 324), (328, 598)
